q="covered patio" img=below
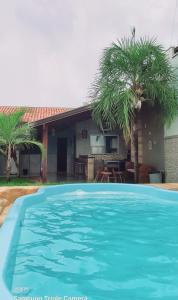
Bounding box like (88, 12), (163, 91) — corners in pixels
(18, 105), (128, 182)
(16, 105), (165, 184)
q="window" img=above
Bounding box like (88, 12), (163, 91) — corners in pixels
(105, 136), (118, 153)
(90, 135), (105, 154)
(90, 135), (118, 154)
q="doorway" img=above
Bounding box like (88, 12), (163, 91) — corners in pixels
(57, 138), (68, 175)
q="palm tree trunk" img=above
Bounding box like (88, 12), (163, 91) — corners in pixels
(6, 144), (12, 181)
(12, 150), (20, 177)
(131, 119), (139, 183)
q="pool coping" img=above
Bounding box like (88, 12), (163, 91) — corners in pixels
(1, 183), (178, 300)
(0, 187), (45, 300)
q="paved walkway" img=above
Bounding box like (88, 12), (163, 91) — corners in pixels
(0, 186), (39, 225)
(148, 183), (178, 191)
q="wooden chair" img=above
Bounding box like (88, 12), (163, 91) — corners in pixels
(74, 157), (87, 179)
(94, 167), (103, 182)
(112, 168), (125, 183)
(100, 167), (112, 182)
(94, 160), (104, 182)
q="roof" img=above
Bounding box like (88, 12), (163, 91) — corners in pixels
(30, 104), (91, 127)
(0, 106), (71, 122)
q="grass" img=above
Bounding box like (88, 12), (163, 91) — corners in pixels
(0, 177), (86, 186)
(0, 178), (58, 186)
(0, 178), (41, 186)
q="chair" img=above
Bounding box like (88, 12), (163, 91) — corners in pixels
(94, 167), (103, 182)
(74, 158), (87, 179)
(112, 168), (125, 183)
(100, 167), (112, 182)
(94, 160), (104, 182)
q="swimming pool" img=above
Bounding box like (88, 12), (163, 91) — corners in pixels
(0, 184), (178, 300)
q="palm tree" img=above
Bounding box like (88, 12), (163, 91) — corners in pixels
(0, 110), (45, 181)
(91, 34), (178, 182)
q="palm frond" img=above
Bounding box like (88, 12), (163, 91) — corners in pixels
(91, 35), (178, 140)
(0, 110), (45, 158)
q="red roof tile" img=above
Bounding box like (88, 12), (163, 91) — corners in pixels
(0, 106), (71, 122)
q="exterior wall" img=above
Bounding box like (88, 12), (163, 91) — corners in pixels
(141, 110), (165, 171)
(164, 112), (178, 182)
(164, 136), (178, 182)
(20, 154), (41, 177)
(75, 119), (127, 159)
(164, 51), (178, 182)
(75, 119), (92, 157)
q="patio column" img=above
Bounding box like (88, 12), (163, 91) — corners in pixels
(41, 123), (48, 183)
(87, 156), (95, 181)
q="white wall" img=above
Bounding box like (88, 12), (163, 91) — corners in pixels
(75, 119), (98, 157)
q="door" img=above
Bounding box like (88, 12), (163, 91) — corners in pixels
(57, 138), (68, 174)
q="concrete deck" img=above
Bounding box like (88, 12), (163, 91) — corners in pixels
(0, 186), (39, 225)
(149, 183), (178, 191)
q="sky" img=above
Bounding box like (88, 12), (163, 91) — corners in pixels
(0, 0), (178, 108)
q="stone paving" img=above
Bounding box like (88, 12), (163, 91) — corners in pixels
(149, 183), (178, 191)
(0, 187), (38, 225)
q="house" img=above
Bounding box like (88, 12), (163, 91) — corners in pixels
(1, 46), (178, 183)
(0, 102), (167, 183)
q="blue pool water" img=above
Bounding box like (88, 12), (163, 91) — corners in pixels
(10, 187), (178, 300)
